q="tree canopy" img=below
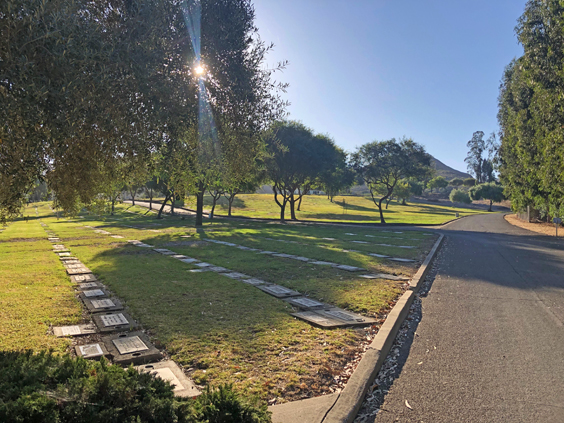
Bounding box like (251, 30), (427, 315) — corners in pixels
(351, 138), (432, 223)
(0, 0), (286, 223)
(264, 121), (345, 220)
(498, 0), (564, 215)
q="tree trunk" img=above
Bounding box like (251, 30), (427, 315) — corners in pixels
(297, 188), (302, 211)
(157, 194), (170, 219)
(489, 199), (493, 212)
(273, 186), (287, 221)
(210, 197), (218, 219)
(196, 185), (204, 227)
(149, 188), (153, 210)
(378, 198), (386, 223)
(280, 201), (286, 221)
(385, 197), (391, 209)
(228, 196), (234, 217)
(289, 194), (297, 220)
(402, 198), (407, 205)
(170, 193), (175, 216)
(130, 188), (136, 205)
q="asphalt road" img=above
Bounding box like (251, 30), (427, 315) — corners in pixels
(374, 213), (564, 423)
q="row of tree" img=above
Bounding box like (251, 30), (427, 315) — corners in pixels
(115, 121), (433, 225)
(498, 0), (564, 218)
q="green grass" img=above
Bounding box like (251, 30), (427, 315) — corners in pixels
(176, 193), (484, 224)
(0, 204), (82, 352)
(3, 202), (438, 402)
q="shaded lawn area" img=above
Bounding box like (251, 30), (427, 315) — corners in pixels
(177, 193), (484, 224)
(0, 204), (82, 352)
(13, 202), (437, 401)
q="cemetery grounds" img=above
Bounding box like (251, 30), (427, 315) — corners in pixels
(181, 193), (484, 224)
(1, 202), (439, 403)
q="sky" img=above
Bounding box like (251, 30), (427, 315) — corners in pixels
(253, 0), (525, 173)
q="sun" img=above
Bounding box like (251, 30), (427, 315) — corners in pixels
(194, 65), (205, 76)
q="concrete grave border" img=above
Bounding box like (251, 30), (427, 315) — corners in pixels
(102, 331), (162, 365)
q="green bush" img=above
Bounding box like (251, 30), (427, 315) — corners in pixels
(0, 351), (271, 423)
(449, 189), (472, 204)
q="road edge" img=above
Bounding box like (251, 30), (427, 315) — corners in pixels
(320, 234), (445, 423)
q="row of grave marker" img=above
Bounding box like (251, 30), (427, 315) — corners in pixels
(40, 221), (199, 397)
(79, 223), (408, 328)
(207, 237), (417, 265)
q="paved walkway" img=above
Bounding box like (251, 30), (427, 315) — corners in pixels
(373, 213), (564, 422)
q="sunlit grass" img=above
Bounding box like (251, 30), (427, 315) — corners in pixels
(177, 193), (484, 224)
(5, 201), (437, 401)
(0, 204), (82, 352)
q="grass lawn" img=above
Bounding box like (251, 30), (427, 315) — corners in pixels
(3, 202), (439, 403)
(0, 204), (82, 352)
(176, 193), (484, 224)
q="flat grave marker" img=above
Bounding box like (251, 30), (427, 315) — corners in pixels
(81, 289), (107, 298)
(318, 308), (377, 326)
(272, 253), (296, 259)
(241, 278), (267, 286)
(291, 256), (311, 262)
(291, 311), (354, 329)
(388, 257), (416, 263)
(84, 297), (123, 313)
(334, 264), (364, 272)
(136, 361), (201, 397)
(66, 266), (92, 275)
(53, 324), (97, 337)
(284, 297), (328, 310)
(171, 255), (188, 259)
(75, 343), (110, 359)
(257, 284), (301, 298)
(208, 266), (229, 273)
(369, 253), (390, 258)
(180, 258), (199, 264)
(77, 282), (104, 290)
(103, 332), (161, 365)
(257, 251), (277, 255)
(194, 262), (212, 268)
(71, 274), (97, 284)
(223, 272), (251, 280)
(64, 263), (86, 269)
(57, 252), (71, 257)
(92, 312), (137, 333)
(310, 261), (335, 266)
(359, 273), (410, 281)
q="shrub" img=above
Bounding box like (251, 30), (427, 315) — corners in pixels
(0, 351), (271, 423)
(449, 189), (472, 204)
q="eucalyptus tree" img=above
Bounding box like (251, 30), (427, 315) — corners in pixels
(351, 138), (432, 223)
(498, 1), (564, 212)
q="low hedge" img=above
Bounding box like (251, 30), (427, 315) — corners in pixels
(0, 351), (271, 423)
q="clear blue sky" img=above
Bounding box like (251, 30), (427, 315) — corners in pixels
(253, 0), (525, 173)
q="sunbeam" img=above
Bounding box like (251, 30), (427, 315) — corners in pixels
(182, 0), (221, 161)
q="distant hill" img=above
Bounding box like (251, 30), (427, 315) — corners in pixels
(431, 157), (471, 180)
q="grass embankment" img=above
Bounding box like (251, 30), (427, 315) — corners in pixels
(5, 202), (437, 402)
(177, 193), (484, 224)
(0, 204), (82, 352)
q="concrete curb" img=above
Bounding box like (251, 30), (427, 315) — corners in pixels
(409, 234), (444, 291)
(319, 234), (445, 423)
